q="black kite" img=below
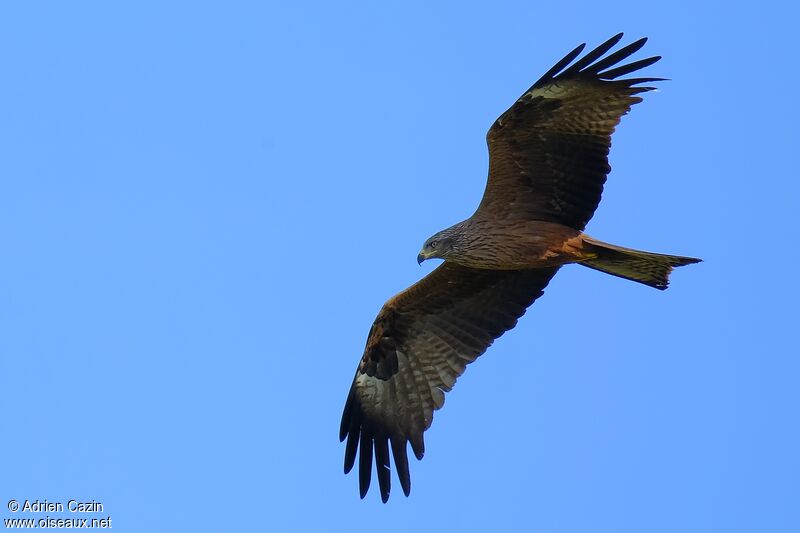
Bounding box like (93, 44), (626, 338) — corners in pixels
(340, 34), (701, 502)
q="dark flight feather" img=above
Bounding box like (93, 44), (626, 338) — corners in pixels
(559, 33), (624, 77)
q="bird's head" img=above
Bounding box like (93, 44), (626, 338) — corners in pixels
(417, 230), (457, 265)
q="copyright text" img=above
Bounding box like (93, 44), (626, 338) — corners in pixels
(4, 500), (111, 529)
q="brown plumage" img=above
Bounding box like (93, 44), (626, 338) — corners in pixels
(341, 33), (701, 502)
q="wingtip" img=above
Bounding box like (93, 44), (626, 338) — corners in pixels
(390, 437), (412, 497)
(358, 431), (373, 498)
(608, 32), (625, 45)
(343, 425), (359, 474)
(536, 33), (660, 88)
(344, 452), (355, 475)
(410, 434), (425, 460)
(359, 474), (371, 499)
(630, 36), (650, 55)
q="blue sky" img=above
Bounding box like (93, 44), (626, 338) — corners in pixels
(1, 1), (797, 531)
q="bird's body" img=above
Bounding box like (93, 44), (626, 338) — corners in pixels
(427, 218), (586, 269)
(340, 33), (701, 502)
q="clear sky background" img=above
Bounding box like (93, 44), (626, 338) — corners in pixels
(1, 1), (797, 532)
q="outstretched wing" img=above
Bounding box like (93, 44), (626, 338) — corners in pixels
(479, 33), (662, 230)
(340, 262), (560, 502)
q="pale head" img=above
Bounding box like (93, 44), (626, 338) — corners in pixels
(417, 226), (463, 265)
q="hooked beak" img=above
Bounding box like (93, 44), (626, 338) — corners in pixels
(417, 251), (427, 265)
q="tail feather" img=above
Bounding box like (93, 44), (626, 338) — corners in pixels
(580, 236), (701, 290)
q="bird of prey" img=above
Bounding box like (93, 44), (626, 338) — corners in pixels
(340, 33), (701, 502)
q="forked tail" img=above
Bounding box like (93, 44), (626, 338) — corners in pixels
(580, 236), (701, 290)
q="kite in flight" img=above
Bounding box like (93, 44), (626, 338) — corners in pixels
(340, 33), (701, 502)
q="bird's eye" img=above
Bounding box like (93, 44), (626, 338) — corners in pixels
(430, 240), (438, 249)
